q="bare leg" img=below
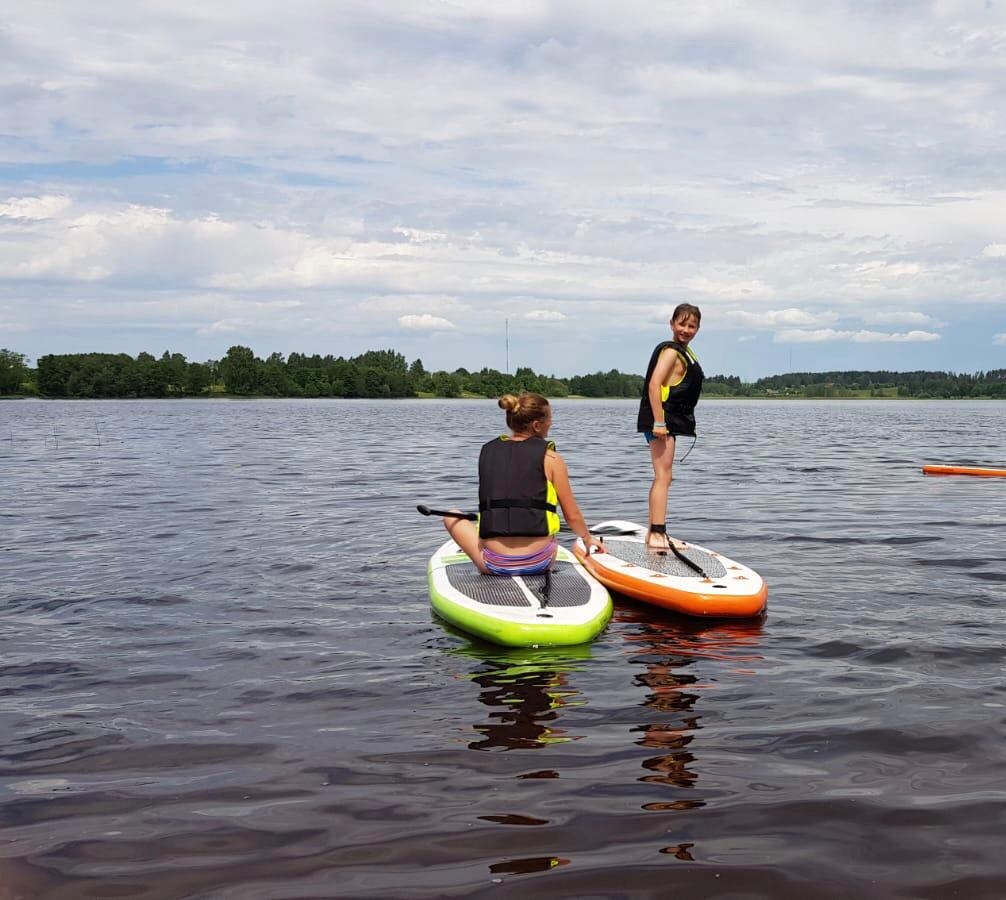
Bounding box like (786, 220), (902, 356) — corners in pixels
(647, 436), (676, 549)
(443, 513), (490, 573)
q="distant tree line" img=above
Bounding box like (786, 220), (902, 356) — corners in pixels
(1, 349), (30, 395)
(2, 346), (1004, 400)
(724, 370), (1006, 399)
(8, 346), (624, 399)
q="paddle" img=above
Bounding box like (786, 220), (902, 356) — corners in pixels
(417, 504), (704, 577)
(416, 505), (643, 537)
(416, 504), (477, 521)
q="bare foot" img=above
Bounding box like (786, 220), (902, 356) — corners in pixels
(646, 531), (671, 551)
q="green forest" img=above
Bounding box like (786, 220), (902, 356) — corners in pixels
(2, 346), (1005, 400)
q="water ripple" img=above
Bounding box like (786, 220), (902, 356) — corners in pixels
(2, 398), (1005, 897)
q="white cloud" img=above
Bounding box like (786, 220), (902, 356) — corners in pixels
(775, 329), (941, 344)
(679, 276), (774, 300)
(197, 319), (252, 336)
(0, 317), (31, 333)
(524, 309), (566, 321)
(851, 330), (941, 344)
(0, 195), (72, 220)
(721, 308), (840, 329)
(993, 333), (1006, 346)
(0, 200), (266, 283)
(2, 3), (1005, 376)
(398, 314), (455, 331)
(860, 311), (938, 326)
(854, 261), (922, 278)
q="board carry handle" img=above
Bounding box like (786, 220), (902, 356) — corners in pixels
(588, 523), (643, 536)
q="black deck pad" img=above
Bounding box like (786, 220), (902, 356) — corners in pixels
(444, 559), (593, 608)
(602, 539), (728, 579)
(523, 562), (593, 608)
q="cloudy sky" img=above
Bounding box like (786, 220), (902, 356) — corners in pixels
(2, 1), (1005, 380)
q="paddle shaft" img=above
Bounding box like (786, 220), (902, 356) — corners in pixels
(416, 504), (641, 537)
(416, 504), (477, 521)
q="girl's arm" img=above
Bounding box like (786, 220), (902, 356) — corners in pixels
(546, 450), (605, 553)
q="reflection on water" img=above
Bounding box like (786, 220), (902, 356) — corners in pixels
(488, 855), (570, 875)
(448, 640), (593, 751)
(619, 607), (765, 817)
(467, 664), (577, 751)
(441, 606), (771, 878)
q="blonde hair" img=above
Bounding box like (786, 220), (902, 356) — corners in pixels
(498, 392), (550, 434)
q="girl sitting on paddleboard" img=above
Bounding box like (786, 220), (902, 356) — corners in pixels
(637, 303), (704, 551)
(443, 392), (606, 574)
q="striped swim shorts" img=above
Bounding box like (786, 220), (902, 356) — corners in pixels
(482, 539), (558, 576)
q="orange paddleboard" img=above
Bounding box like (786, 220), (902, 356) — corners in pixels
(573, 522), (767, 618)
(922, 464), (1006, 478)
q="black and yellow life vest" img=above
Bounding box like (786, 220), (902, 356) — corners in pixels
(477, 436), (561, 538)
(636, 340), (704, 435)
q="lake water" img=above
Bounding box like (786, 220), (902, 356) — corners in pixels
(2, 398), (1005, 899)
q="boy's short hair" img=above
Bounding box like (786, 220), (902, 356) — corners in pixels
(671, 303), (701, 323)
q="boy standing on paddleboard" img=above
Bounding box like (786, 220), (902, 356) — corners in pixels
(636, 304), (704, 551)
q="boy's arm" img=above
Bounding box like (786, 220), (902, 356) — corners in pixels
(648, 348), (684, 422)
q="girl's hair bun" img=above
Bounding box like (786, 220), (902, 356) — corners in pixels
(498, 392), (550, 433)
(498, 393), (519, 412)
